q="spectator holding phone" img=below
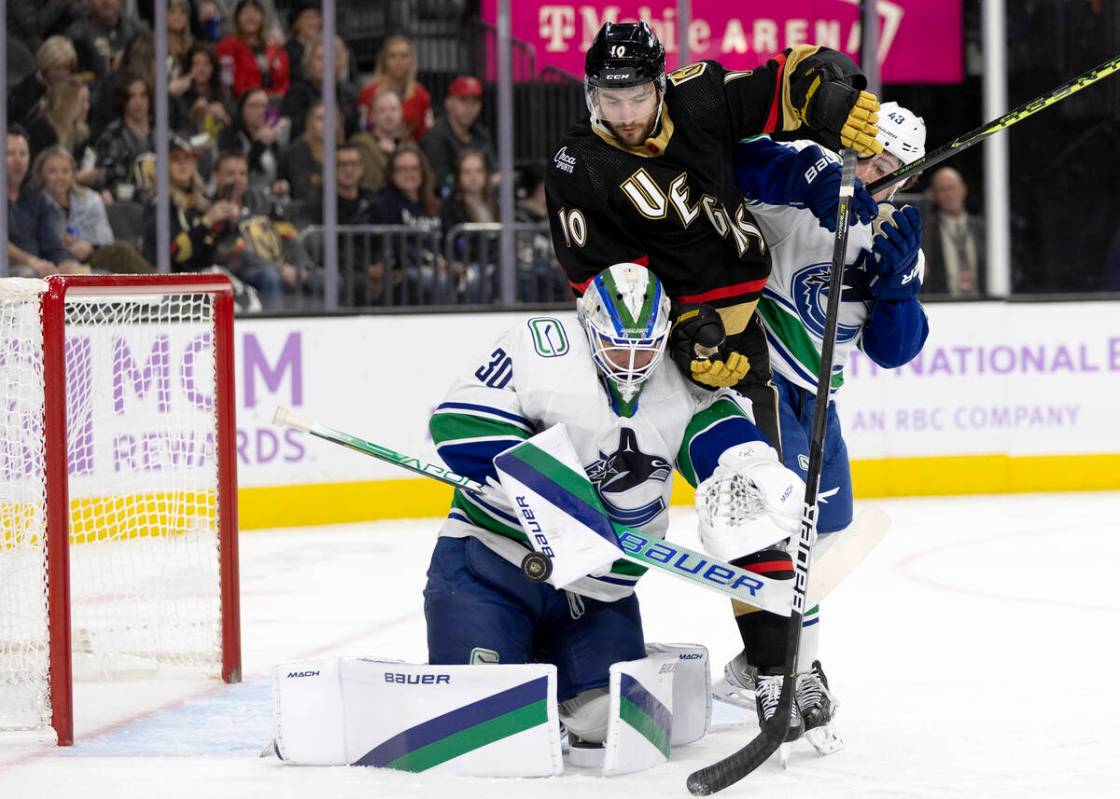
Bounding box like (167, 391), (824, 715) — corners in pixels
(217, 87), (290, 197)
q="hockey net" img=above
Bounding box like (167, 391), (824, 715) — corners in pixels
(0, 275), (240, 745)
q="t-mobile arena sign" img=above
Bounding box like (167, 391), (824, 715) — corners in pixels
(482, 0), (961, 84)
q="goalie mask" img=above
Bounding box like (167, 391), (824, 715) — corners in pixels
(578, 263), (672, 409)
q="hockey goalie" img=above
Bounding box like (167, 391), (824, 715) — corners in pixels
(271, 264), (850, 776)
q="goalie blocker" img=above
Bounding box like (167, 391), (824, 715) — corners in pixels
(270, 644), (710, 776)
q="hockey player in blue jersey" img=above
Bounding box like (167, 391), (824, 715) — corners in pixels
(708, 103), (930, 749)
(423, 263), (811, 752)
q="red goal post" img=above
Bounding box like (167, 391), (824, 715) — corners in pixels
(0, 274), (240, 746)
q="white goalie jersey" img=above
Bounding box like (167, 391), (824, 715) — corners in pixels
(429, 315), (766, 602)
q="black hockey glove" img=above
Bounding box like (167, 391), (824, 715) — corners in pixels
(789, 48), (882, 157)
(669, 304), (749, 389)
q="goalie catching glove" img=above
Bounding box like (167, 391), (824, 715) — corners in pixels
(669, 304), (749, 389)
(696, 441), (804, 562)
(788, 47), (882, 157)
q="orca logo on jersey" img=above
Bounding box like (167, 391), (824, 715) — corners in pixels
(586, 428), (671, 527)
(790, 262), (864, 343)
(553, 146), (577, 174)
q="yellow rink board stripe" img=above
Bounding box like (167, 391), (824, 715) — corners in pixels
(4, 454), (1115, 542)
(236, 453), (1120, 531)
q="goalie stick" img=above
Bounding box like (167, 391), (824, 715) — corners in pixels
(867, 52), (1120, 196)
(272, 407), (788, 611)
(271, 407), (885, 614)
(686, 150), (861, 796)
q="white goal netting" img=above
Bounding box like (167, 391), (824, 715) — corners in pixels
(0, 278), (226, 733)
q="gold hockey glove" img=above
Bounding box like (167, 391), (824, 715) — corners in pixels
(789, 47), (883, 157)
(690, 351), (750, 388)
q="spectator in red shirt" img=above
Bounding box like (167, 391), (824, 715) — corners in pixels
(357, 34), (432, 143)
(216, 0), (289, 101)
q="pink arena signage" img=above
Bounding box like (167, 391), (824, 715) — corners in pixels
(481, 1), (961, 84)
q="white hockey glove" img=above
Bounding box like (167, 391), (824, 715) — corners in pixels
(695, 442), (804, 563)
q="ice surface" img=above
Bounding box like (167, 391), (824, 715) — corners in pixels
(2, 493), (1119, 798)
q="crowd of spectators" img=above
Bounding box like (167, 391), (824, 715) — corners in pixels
(5, 0), (570, 310)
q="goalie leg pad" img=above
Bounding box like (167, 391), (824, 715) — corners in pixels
(273, 656), (564, 776)
(645, 642), (711, 746)
(601, 650), (678, 776)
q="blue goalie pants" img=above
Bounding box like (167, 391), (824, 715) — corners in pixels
(774, 372), (853, 534)
(423, 535), (646, 701)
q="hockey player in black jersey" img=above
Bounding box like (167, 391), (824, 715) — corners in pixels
(546, 20), (882, 449)
(546, 21), (885, 758)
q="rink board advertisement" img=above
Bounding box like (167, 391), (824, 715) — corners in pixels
(231, 302), (1120, 529)
(480, 0), (962, 83)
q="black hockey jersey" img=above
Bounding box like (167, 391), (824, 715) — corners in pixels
(546, 47), (823, 342)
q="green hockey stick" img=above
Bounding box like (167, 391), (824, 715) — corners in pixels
(868, 53), (1120, 195)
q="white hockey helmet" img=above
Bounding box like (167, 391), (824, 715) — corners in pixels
(577, 263), (672, 408)
(876, 101), (926, 166)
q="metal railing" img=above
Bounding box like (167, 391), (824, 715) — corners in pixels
(297, 221), (571, 309)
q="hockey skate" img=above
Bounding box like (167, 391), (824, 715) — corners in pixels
(795, 660), (844, 756)
(712, 648), (758, 709)
(754, 671), (803, 767)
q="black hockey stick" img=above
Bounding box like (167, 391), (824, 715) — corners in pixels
(867, 52), (1120, 196)
(686, 150), (860, 796)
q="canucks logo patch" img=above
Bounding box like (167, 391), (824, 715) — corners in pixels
(586, 428), (671, 527)
(527, 317), (569, 357)
(790, 263), (863, 343)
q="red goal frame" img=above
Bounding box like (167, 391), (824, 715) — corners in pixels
(38, 274), (240, 746)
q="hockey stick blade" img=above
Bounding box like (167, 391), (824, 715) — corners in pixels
(686, 686), (795, 795)
(687, 151), (860, 795)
